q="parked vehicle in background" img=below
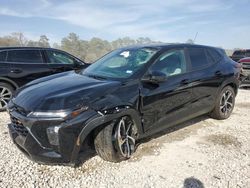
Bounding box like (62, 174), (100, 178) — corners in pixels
(230, 49), (250, 62)
(7, 44), (241, 166)
(239, 57), (250, 87)
(0, 47), (88, 111)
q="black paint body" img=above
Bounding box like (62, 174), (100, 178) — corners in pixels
(7, 44), (241, 165)
(0, 47), (88, 89)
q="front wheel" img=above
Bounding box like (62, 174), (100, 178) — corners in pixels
(0, 82), (14, 112)
(210, 86), (235, 120)
(94, 116), (136, 162)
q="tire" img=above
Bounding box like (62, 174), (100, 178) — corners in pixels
(210, 86), (235, 120)
(94, 116), (136, 162)
(0, 82), (14, 112)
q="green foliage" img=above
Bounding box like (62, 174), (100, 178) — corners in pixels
(0, 32), (160, 63)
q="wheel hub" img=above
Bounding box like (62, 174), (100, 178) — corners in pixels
(0, 86), (12, 109)
(220, 90), (233, 115)
(115, 117), (135, 158)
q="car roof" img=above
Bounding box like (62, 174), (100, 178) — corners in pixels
(0, 47), (58, 51)
(118, 43), (223, 51)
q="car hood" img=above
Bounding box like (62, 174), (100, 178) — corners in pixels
(12, 71), (122, 112)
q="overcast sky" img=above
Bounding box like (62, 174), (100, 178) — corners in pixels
(0, 0), (249, 49)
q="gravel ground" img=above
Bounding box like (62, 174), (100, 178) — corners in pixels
(0, 89), (250, 188)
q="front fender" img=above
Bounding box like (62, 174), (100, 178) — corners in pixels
(70, 107), (142, 163)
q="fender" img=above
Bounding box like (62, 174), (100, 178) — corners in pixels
(218, 76), (239, 95)
(0, 77), (19, 89)
(70, 107), (143, 163)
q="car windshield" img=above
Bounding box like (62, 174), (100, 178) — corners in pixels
(82, 47), (159, 79)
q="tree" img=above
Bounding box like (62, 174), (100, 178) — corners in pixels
(38, 35), (50, 47)
(0, 32), (27, 47)
(61, 33), (87, 60)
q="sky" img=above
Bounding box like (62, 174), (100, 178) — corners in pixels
(0, 0), (250, 49)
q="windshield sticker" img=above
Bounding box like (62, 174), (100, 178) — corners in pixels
(126, 70), (133, 74)
(120, 51), (130, 58)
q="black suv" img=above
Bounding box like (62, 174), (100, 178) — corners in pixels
(230, 49), (250, 62)
(0, 47), (88, 111)
(7, 44), (241, 165)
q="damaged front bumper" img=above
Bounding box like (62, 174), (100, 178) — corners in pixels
(8, 108), (100, 165)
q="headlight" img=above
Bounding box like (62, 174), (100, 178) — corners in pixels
(28, 106), (89, 119)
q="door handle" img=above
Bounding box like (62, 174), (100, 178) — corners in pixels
(10, 69), (22, 74)
(215, 71), (222, 76)
(180, 79), (189, 85)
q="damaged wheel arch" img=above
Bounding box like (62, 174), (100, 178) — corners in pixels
(70, 106), (143, 163)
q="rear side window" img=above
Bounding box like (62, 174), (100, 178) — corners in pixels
(0, 51), (7, 61)
(206, 48), (222, 64)
(188, 48), (209, 70)
(7, 50), (43, 63)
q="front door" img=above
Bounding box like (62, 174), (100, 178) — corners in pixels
(140, 48), (193, 133)
(45, 50), (79, 74)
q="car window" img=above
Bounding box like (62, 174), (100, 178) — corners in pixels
(150, 49), (187, 77)
(233, 50), (246, 56)
(188, 48), (209, 70)
(47, 50), (75, 64)
(246, 50), (250, 57)
(0, 51), (7, 62)
(83, 48), (158, 79)
(7, 50), (43, 63)
(206, 48), (222, 64)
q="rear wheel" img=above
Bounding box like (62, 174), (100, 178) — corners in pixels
(210, 86), (235, 120)
(0, 82), (14, 112)
(94, 116), (136, 162)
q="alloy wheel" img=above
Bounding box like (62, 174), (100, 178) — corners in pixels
(114, 117), (135, 158)
(0, 86), (12, 109)
(220, 89), (234, 116)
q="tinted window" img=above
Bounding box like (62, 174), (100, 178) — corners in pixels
(246, 50), (250, 57)
(0, 51), (7, 62)
(233, 50), (245, 56)
(206, 48), (222, 64)
(151, 49), (187, 76)
(47, 50), (75, 64)
(7, 50), (43, 63)
(189, 48), (209, 70)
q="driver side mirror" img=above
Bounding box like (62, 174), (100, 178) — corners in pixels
(142, 70), (167, 83)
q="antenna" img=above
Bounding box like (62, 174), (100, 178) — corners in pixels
(193, 32), (198, 43)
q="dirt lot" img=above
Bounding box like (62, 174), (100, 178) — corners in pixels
(0, 89), (249, 188)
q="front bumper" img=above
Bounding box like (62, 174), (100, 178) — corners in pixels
(7, 109), (99, 165)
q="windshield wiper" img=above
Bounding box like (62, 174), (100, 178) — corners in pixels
(87, 74), (107, 80)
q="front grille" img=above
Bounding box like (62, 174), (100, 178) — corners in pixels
(10, 115), (28, 137)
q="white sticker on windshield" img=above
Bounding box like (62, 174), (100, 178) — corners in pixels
(126, 70), (133, 74)
(120, 51), (130, 58)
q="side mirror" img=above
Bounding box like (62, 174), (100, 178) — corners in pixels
(74, 59), (88, 69)
(142, 70), (167, 83)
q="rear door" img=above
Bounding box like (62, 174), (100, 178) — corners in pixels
(187, 47), (223, 116)
(7, 49), (51, 86)
(45, 49), (85, 73)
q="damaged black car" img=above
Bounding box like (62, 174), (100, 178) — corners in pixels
(7, 44), (241, 165)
